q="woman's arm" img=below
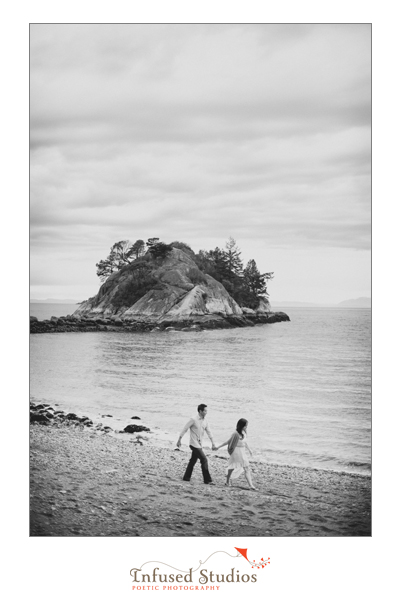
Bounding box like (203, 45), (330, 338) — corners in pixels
(216, 437), (232, 450)
(245, 440), (253, 457)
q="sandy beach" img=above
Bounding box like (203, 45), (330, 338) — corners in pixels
(30, 419), (371, 537)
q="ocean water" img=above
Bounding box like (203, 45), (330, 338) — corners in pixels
(29, 305), (371, 476)
(30, 303), (80, 320)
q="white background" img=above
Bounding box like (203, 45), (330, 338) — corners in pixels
(2, 1), (398, 598)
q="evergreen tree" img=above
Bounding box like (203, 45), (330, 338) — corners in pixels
(148, 241), (173, 259)
(130, 239), (146, 259)
(96, 240), (135, 281)
(96, 239), (147, 281)
(224, 237), (243, 278)
(96, 257), (115, 282)
(207, 247), (230, 281)
(146, 237), (160, 249)
(242, 259), (274, 309)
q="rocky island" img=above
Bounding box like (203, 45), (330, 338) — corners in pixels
(30, 240), (289, 333)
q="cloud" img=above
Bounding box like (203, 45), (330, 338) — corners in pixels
(30, 24), (371, 302)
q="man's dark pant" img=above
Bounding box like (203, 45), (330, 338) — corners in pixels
(183, 445), (212, 483)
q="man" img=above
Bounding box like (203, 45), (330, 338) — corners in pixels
(176, 404), (217, 485)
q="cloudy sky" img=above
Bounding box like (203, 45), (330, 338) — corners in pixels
(30, 24), (371, 304)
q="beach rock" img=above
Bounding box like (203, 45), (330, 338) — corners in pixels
(30, 412), (51, 424)
(123, 424), (150, 434)
(242, 307), (256, 315)
(256, 297), (272, 313)
(266, 311), (290, 323)
(274, 311), (290, 321)
(65, 413), (80, 421)
(267, 314), (279, 323)
(131, 416), (141, 420)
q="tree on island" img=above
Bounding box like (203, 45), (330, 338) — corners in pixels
(95, 236), (273, 309)
(146, 238), (173, 260)
(242, 259), (274, 309)
(96, 237), (173, 281)
(131, 239), (146, 259)
(194, 238), (272, 308)
(96, 239), (145, 281)
(224, 237), (243, 279)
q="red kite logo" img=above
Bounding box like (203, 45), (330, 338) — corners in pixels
(235, 548), (270, 569)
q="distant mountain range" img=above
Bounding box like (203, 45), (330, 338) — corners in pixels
(336, 297), (371, 308)
(31, 296), (371, 308)
(272, 297), (371, 308)
(272, 301), (323, 307)
(30, 299), (80, 304)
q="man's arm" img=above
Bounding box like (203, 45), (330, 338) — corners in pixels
(176, 418), (194, 448)
(205, 423), (217, 451)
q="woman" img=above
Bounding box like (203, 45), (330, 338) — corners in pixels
(216, 418), (256, 490)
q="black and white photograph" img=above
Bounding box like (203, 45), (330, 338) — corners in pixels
(29, 23), (371, 538)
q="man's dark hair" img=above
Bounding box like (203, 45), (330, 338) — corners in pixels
(198, 404), (207, 413)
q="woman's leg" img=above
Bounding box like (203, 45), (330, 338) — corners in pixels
(244, 467), (256, 489)
(226, 469), (234, 486)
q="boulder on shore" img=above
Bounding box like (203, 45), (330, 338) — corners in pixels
(123, 424), (151, 434)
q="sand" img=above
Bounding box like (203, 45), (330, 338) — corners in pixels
(30, 421), (371, 537)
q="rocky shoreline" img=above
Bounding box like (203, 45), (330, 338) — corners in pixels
(30, 399), (371, 537)
(30, 401), (151, 438)
(30, 311), (290, 334)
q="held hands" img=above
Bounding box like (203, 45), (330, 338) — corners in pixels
(212, 444), (218, 451)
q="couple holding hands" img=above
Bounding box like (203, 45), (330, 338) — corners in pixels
(176, 403), (257, 490)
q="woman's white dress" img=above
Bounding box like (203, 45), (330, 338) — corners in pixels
(226, 433), (249, 479)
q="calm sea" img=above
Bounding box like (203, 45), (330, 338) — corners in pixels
(29, 304), (371, 476)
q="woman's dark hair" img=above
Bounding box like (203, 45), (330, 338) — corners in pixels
(236, 418), (248, 437)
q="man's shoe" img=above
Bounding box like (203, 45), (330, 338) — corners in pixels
(205, 481), (215, 485)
